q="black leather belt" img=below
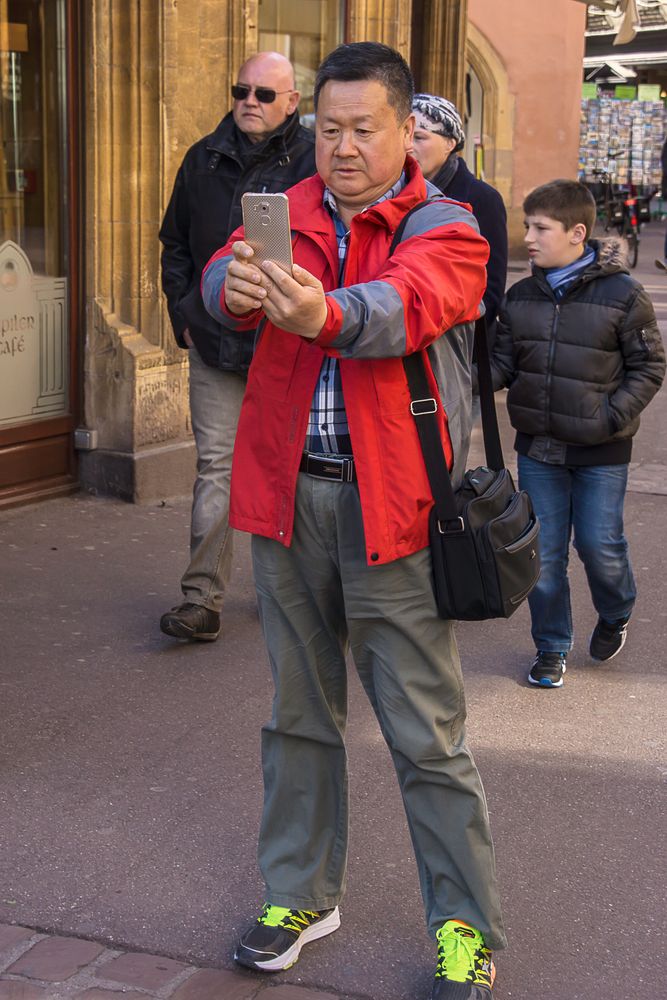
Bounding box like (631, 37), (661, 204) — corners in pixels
(299, 452), (356, 483)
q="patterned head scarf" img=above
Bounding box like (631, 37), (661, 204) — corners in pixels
(412, 94), (465, 151)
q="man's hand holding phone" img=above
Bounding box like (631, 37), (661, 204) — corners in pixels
(225, 242), (327, 341)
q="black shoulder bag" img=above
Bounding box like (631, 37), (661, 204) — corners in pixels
(391, 203), (541, 621)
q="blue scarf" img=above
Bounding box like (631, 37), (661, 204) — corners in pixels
(544, 245), (597, 299)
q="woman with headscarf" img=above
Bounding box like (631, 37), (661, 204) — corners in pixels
(411, 94), (508, 341)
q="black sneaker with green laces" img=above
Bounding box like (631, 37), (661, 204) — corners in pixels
(234, 903), (340, 972)
(432, 920), (495, 1000)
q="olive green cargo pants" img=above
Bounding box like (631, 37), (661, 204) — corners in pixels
(251, 472), (507, 949)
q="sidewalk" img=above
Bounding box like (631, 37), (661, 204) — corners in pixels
(1, 225), (666, 1000)
(0, 924), (342, 1000)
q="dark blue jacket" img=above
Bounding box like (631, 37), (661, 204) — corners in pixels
(432, 156), (508, 337)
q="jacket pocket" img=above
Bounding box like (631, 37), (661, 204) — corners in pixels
(639, 324), (661, 359)
(218, 329), (254, 372)
(628, 322), (662, 361)
(602, 394), (617, 436)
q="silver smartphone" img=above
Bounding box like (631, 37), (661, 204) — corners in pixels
(241, 192), (293, 274)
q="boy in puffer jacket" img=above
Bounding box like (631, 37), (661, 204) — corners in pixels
(491, 179), (665, 688)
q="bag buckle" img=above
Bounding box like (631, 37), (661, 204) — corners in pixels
(410, 397), (438, 416)
(437, 517), (465, 535)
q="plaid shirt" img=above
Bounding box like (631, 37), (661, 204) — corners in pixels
(304, 173), (407, 455)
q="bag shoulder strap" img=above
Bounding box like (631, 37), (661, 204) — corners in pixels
(391, 199), (506, 523)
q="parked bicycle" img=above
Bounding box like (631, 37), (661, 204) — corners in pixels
(587, 164), (654, 269)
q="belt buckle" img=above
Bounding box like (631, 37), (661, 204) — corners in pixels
(320, 455), (353, 482)
(305, 453), (354, 482)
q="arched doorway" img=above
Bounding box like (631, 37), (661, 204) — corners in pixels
(466, 20), (514, 206)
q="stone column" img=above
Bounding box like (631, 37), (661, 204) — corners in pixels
(81, 0), (256, 502)
(420, 0), (468, 110)
(348, 0), (412, 58)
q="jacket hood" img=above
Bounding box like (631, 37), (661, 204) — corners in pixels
(532, 237), (629, 292)
(589, 237), (630, 274)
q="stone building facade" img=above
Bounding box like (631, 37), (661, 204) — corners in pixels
(0, 0), (586, 507)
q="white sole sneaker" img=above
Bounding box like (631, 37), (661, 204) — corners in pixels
(239, 906), (341, 972)
(527, 666), (566, 688)
(589, 625), (627, 662)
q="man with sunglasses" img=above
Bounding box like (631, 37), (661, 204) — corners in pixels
(159, 51), (315, 642)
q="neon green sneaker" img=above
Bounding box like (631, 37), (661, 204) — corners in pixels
(234, 903), (340, 971)
(432, 920), (495, 999)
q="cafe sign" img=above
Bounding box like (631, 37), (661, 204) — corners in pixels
(0, 240), (68, 426)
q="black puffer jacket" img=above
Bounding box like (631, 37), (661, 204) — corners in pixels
(160, 110), (315, 370)
(492, 240), (666, 464)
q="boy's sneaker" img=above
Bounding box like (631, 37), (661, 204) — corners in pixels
(527, 651), (566, 688)
(589, 616), (629, 661)
(234, 903), (340, 972)
(655, 258), (667, 272)
(432, 920), (495, 999)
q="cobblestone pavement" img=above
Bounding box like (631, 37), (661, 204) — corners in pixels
(0, 924), (347, 1000)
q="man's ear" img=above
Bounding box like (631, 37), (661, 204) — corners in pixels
(288, 90), (301, 115)
(403, 113), (416, 150)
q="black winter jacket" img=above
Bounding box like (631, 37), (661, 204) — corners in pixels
(159, 110), (316, 370)
(431, 155), (508, 333)
(492, 240), (666, 465)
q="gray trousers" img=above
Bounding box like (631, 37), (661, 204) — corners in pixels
(181, 348), (246, 612)
(251, 473), (507, 949)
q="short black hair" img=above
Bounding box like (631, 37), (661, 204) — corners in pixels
(314, 42), (414, 122)
(523, 180), (597, 240)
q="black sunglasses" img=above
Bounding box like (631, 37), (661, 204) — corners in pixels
(231, 84), (292, 104)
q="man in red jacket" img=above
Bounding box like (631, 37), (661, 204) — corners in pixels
(202, 42), (506, 1000)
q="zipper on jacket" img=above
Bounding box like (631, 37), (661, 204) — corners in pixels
(637, 327), (651, 358)
(544, 303), (560, 433)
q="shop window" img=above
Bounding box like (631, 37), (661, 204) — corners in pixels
(258, 0), (344, 115)
(0, 0), (69, 428)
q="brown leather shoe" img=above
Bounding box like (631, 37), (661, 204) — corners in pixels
(160, 602), (221, 641)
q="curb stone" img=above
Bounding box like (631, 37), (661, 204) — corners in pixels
(0, 925), (353, 1000)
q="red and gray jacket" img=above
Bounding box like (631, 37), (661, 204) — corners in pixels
(202, 156), (489, 565)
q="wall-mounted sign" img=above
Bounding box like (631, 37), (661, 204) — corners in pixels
(615, 85), (637, 100)
(0, 240), (68, 426)
(637, 84), (662, 102)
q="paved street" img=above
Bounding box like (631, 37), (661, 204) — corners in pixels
(1, 225), (666, 1000)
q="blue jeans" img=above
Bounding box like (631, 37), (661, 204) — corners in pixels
(518, 455), (636, 653)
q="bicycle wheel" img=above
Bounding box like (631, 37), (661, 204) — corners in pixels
(622, 220), (639, 268)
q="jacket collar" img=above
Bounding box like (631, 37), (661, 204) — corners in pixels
(431, 153), (461, 193)
(531, 238), (629, 298)
(206, 109), (304, 162)
(288, 155), (429, 237)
